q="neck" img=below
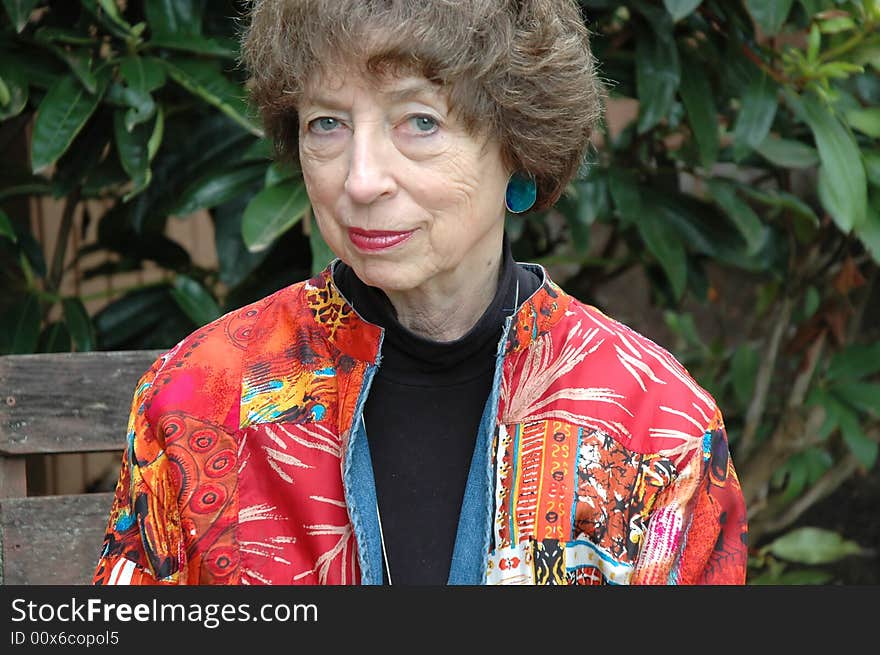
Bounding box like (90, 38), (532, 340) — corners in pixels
(385, 242), (504, 342)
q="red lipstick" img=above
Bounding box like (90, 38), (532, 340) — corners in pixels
(348, 228), (415, 252)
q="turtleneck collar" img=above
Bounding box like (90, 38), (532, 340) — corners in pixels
(332, 234), (537, 384)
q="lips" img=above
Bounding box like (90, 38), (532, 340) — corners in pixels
(348, 228), (415, 252)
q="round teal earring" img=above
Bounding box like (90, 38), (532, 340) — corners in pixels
(505, 171), (537, 213)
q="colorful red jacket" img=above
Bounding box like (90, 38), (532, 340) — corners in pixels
(93, 263), (747, 585)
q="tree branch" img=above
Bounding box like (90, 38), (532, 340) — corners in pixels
(740, 296), (794, 461)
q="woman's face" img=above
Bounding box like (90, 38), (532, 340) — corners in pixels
(298, 67), (510, 297)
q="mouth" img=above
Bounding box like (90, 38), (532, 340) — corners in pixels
(347, 228), (416, 253)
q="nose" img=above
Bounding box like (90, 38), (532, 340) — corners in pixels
(344, 125), (396, 204)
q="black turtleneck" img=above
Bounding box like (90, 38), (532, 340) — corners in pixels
(333, 236), (541, 584)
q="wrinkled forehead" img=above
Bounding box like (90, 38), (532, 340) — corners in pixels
(299, 62), (448, 107)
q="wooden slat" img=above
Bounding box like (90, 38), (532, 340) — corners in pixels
(0, 492), (113, 585)
(0, 457), (26, 498)
(0, 350), (162, 455)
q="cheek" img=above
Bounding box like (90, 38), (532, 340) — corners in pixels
(302, 163), (342, 208)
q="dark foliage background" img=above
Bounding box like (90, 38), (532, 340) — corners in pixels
(1, 0), (878, 583)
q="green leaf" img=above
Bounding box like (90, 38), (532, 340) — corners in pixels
(679, 58), (719, 168)
(106, 82), (155, 131)
(120, 56), (167, 93)
(803, 447), (833, 480)
(147, 102), (164, 161)
(733, 71), (778, 161)
(149, 34), (239, 58)
(97, 0), (130, 28)
(826, 343), (880, 381)
(0, 75), (9, 105)
(37, 321), (71, 354)
(802, 285), (820, 318)
(845, 107), (880, 138)
(310, 221), (337, 277)
(745, 0), (794, 35)
(14, 48), (64, 90)
(146, 0), (224, 53)
(776, 451), (809, 501)
(807, 24), (821, 63)
(33, 26), (95, 46)
(831, 382), (880, 417)
(264, 162), (298, 188)
(145, 0), (202, 38)
(172, 163), (266, 216)
(2, 0), (39, 32)
(798, 0), (823, 16)
(553, 194), (586, 255)
(840, 414), (880, 471)
(731, 343), (758, 407)
(608, 168), (642, 223)
(706, 179), (767, 255)
(864, 151), (880, 188)
(80, 0), (135, 38)
(93, 287), (173, 349)
(816, 61), (865, 80)
(739, 187), (819, 226)
(819, 16), (856, 34)
(573, 169), (610, 225)
(242, 180), (311, 252)
(119, 55), (165, 130)
(803, 94), (868, 231)
(663, 0), (702, 21)
(749, 569), (834, 585)
(638, 205), (687, 299)
(755, 135), (819, 169)
(774, 447), (833, 502)
(835, 405), (878, 468)
(31, 74), (105, 173)
(47, 46), (98, 95)
(17, 232), (46, 277)
(852, 44), (880, 71)
(0, 293), (40, 354)
(61, 297), (95, 352)
(635, 19), (680, 134)
(817, 393), (879, 469)
(242, 138), (272, 162)
(113, 109), (153, 200)
(855, 200), (880, 263)
(171, 275), (221, 327)
(162, 59), (262, 136)
(213, 194), (269, 288)
(0, 53), (28, 120)
(0, 208), (16, 242)
(763, 527), (865, 565)
(664, 311), (703, 349)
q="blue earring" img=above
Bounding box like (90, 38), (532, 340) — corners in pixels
(505, 171), (537, 213)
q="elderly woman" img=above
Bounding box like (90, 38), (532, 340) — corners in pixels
(93, 0), (747, 586)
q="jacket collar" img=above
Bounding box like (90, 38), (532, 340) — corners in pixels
(304, 260), (572, 363)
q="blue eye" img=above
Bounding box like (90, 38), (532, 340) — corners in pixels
(407, 115), (438, 133)
(310, 117), (341, 133)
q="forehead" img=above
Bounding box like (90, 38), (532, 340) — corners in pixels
(300, 64), (447, 107)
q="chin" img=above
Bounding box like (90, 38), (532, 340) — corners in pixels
(349, 259), (420, 294)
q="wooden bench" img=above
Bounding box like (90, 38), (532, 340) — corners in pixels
(0, 350), (161, 585)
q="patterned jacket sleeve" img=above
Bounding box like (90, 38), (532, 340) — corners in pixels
(92, 356), (184, 585)
(631, 409), (748, 585)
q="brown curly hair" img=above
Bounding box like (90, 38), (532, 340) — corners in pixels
(240, 0), (604, 211)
